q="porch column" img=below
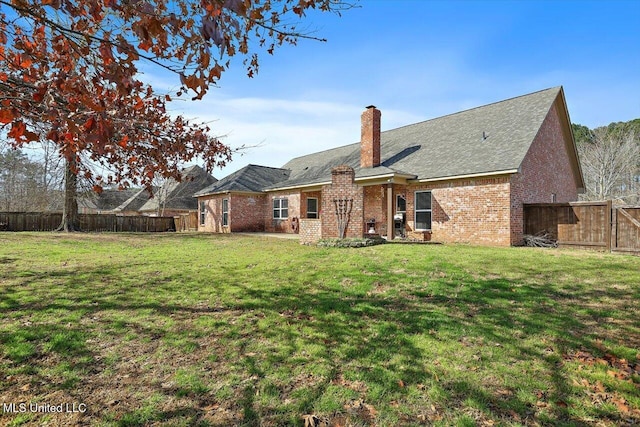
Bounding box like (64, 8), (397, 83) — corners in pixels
(387, 184), (394, 240)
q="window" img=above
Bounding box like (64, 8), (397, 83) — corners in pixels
(307, 198), (318, 219)
(396, 195), (406, 213)
(199, 201), (206, 225)
(415, 191), (432, 230)
(222, 198), (229, 226)
(273, 198), (288, 219)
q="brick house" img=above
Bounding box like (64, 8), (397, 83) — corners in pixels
(195, 86), (584, 246)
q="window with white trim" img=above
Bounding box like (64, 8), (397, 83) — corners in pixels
(273, 198), (288, 219)
(199, 201), (206, 225)
(222, 198), (229, 226)
(414, 191), (432, 230)
(307, 198), (318, 219)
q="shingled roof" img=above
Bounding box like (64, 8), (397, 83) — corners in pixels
(195, 164), (291, 196)
(139, 165), (217, 212)
(270, 86), (569, 189)
(112, 188), (153, 212)
(79, 187), (145, 212)
(194, 86), (581, 196)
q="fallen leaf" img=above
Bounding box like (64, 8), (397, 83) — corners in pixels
(612, 397), (629, 413)
(302, 414), (319, 427)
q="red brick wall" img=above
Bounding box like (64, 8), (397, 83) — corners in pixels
(510, 101), (580, 244)
(265, 191), (301, 234)
(229, 194), (266, 232)
(198, 193), (266, 232)
(363, 185), (387, 235)
(405, 177), (512, 246)
(321, 166), (364, 239)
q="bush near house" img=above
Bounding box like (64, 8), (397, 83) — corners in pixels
(0, 233), (639, 426)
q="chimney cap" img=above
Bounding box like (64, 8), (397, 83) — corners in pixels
(365, 105), (377, 110)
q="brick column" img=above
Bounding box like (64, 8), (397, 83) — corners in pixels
(321, 165), (364, 239)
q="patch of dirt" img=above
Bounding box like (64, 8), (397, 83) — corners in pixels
(366, 281), (391, 296)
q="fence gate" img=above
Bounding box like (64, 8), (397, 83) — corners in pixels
(612, 207), (640, 254)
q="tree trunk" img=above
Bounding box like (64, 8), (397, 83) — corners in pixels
(57, 158), (81, 232)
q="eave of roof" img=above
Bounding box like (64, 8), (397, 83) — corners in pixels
(409, 169), (519, 183)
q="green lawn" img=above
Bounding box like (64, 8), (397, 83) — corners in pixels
(0, 233), (639, 426)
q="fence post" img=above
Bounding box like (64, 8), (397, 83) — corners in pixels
(606, 200), (613, 252)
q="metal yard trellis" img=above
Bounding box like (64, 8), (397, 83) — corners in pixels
(333, 198), (353, 239)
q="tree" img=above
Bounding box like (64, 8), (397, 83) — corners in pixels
(578, 127), (640, 203)
(0, 146), (63, 211)
(571, 123), (594, 146)
(0, 0), (352, 230)
(0, 148), (38, 211)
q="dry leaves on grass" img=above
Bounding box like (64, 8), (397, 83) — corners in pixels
(564, 347), (640, 423)
(302, 414), (325, 427)
(564, 348), (640, 383)
(344, 399), (378, 421)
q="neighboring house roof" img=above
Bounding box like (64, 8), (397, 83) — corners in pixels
(112, 187), (153, 212)
(139, 165), (217, 212)
(275, 87), (568, 189)
(195, 164), (291, 197)
(79, 188), (145, 212)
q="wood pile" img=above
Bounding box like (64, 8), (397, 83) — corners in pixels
(523, 231), (558, 248)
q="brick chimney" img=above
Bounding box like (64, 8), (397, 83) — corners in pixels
(360, 105), (381, 168)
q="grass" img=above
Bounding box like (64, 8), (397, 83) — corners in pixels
(0, 232), (638, 426)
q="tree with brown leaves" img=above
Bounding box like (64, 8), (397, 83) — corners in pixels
(0, 0), (352, 230)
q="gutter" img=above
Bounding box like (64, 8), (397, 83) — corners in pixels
(264, 181), (331, 192)
(409, 169), (519, 183)
(194, 190), (264, 198)
(265, 172), (417, 192)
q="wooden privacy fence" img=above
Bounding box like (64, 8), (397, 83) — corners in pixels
(524, 201), (640, 254)
(174, 212), (198, 232)
(0, 212), (176, 232)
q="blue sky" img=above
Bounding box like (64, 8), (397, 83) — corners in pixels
(157, 0), (640, 178)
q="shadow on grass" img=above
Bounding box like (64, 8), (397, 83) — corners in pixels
(1, 253), (638, 426)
